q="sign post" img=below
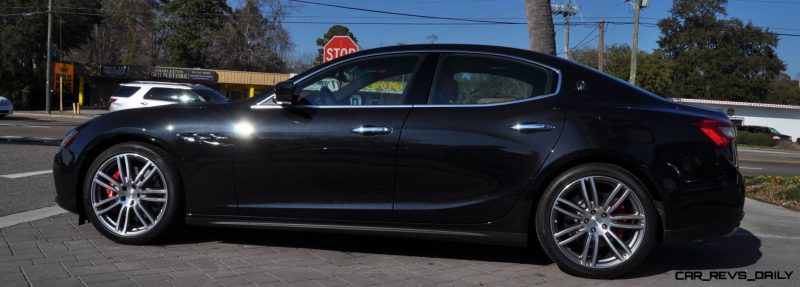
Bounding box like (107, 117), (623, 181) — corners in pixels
(323, 36), (359, 63)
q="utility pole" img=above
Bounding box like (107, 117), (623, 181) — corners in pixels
(629, 0), (647, 85)
(564, 0), (571, 59)
(551, 1), (579, 60)
(598, 21), (605, 72)
(45, 0), (53, 114)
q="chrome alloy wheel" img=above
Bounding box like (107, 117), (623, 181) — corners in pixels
(549, 176), (646, 269)
(90, 153), (168, 237)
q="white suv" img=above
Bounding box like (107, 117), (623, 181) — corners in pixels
(108, 81), (228, 112)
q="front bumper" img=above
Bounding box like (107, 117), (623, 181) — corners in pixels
(53, 148), (81, 214)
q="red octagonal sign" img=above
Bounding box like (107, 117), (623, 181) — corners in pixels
(323, 36), (359, 63)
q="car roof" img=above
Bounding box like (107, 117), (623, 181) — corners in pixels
(120, 81), (208, 90)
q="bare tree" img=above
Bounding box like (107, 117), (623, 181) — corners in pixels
(207, 0), (293, 72)
(524, 0), (556, 55)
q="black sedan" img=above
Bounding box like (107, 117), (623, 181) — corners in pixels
(54, 44), (744, 278)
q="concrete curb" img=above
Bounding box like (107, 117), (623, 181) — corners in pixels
(12, 111), (99, 120)
(0, 205), (68, 229)
(0, 136), (61, 146)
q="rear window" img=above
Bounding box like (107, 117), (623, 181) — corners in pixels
(111, 86), (140, 98)
(191, 88), (228, 102)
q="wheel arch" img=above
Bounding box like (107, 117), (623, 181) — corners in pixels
(525, 150), (665, 245)
(74, 133), (180, 219)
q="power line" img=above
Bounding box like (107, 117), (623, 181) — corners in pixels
(287, 0), (521, 24)
(26, 8), (800, 37)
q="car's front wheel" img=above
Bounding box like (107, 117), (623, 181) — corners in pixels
(83, 142), (181, 244)
(536, 163), (657, 278)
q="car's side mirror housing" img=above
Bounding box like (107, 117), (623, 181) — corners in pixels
(273, 81), (296, 105)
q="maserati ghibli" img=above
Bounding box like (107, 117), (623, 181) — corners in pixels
(54, 44), (744, 278)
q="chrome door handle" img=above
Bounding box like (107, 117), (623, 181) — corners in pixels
(140, 102), (148, 106)
(510, 122), (555, 133)
(350, 126), (393, 136)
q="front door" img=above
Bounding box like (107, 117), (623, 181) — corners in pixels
(234, 53), (427, 221)
(394, 53), (565, 224)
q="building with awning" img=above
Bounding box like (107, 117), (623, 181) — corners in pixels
(674, 98), (800, 142)
(72, 64), (290, 107)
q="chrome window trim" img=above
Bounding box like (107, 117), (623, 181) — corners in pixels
(253, 49), (562, 109)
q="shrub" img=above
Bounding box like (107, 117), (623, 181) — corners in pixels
(736, 131), (775, 147)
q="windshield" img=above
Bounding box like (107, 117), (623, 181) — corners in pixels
(192, 89), (228, 102)
(769, 128), (781, 134)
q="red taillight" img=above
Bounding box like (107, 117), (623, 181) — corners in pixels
(694, 119), (735, 148)
(109, 98), (117, 104)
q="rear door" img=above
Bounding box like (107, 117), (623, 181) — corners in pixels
(394, 53), (565, 224)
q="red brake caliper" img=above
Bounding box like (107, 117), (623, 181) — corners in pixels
(106, 171), (121, 198)
(615, 199), (627, 239)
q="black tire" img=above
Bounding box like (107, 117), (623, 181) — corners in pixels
(83, 142), (182, 244)
(535, 163), (657, 278)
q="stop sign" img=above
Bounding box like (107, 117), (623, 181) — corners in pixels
(323, 36), (359, 63)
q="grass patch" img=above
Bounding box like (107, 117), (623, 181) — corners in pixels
(745, 176), (800, 211)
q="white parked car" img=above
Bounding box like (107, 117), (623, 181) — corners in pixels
(0, 96), (13, 118)
(108, 81), (228, 112)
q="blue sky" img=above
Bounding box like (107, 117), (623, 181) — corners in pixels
(254, 0), (800, 78)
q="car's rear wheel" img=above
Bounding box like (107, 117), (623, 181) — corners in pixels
(83, 142), (181, 244)
(536, 163), (657, 278)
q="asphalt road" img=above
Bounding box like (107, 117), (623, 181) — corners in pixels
(738, 148), (800, 177)
(0, 113), (88, 141)
(0, 144), (58, 216)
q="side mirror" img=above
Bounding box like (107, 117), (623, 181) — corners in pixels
(273, 81), (296, 105)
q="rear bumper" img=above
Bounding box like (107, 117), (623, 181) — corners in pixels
(659, 166), (745, 244)
(662, 211), (743, 244)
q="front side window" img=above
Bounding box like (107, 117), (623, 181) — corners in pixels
(295, 55), (421, 106)
(429, 54), (557, 105)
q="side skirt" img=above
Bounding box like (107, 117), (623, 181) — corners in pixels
(185, 215), (528, 247)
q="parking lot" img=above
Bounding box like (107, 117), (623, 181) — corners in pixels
(2, 114), (800, 286)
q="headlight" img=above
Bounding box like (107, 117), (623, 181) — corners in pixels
(61, 129), (79, 147)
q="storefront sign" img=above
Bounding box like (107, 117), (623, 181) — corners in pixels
(100, 65), (129, 77)
(150, 67), (219, 82)
(53, 62), (74, 93)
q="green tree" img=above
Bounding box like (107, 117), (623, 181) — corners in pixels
(570, 45), (673, 96)
(767, 73), (800, 105)
(0, 0), (101, 109)
(159, 0), (231, 68)
(315, 25), (358, 65)
(657, 0), (784, 102)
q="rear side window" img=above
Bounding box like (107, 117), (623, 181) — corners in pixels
(144, 88), (201, 103)
(111, 86), (140, 98)
(429, 54), (557, 105)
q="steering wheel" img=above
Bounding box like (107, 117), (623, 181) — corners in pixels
(319, 87), (337, 105)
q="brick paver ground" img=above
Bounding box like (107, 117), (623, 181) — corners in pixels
(0, 213), (797, 286)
